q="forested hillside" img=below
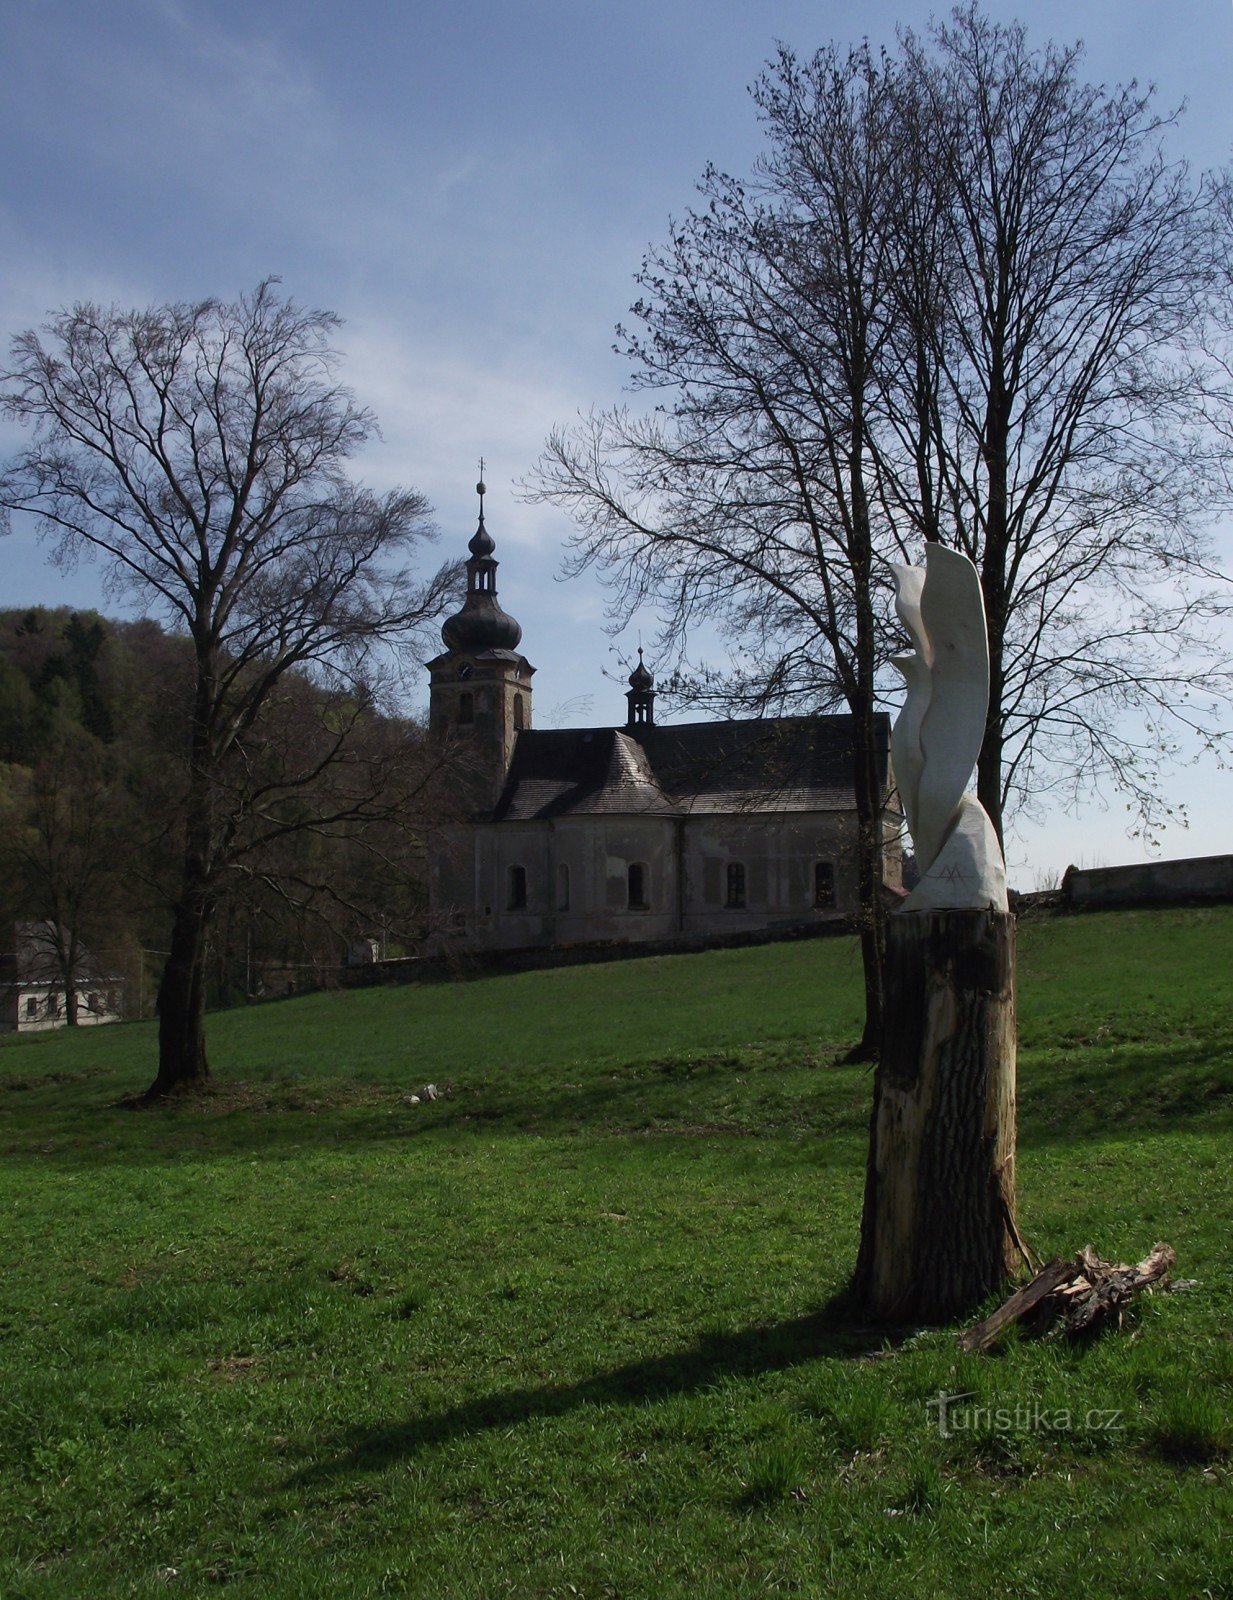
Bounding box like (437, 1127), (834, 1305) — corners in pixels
(0, 607), (444, 1016)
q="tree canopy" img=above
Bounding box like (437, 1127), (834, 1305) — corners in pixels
(531, 10), (1233, 1050)
(1, 283), (459, 1095)
(535, 5), (1233, 850)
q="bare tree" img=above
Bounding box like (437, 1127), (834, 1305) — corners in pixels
(884, 6), (1232, 843)
(534, 12), (1232, 1063)
(531, 43), (913, 1058)
(0, 281), (458, 1097)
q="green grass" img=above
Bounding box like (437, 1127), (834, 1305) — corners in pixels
(1, 908), (1230, 1597)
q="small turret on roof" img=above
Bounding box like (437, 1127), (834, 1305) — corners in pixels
(625, 647), (656, 730)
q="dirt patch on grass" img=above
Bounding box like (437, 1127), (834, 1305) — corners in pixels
(132, 1080), (441, 1119)
(620, 1120), (760, 1138)
(1, 1068), (106, 1092)
(206, 1354), (263, 1381)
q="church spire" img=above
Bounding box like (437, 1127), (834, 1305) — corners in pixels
(440, 463), (523, 653)
(469, 461), (495, 557)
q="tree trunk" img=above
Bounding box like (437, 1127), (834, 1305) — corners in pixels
(854, 908), (1017, 1320)
(978, 363), (1010, 851)
(844, 435), (886, 1064)
(148, 893), (212, 1097)
(847, 714), (887, 1062)
(63, 933), (79, 1026)
(145, 652), (218, 1100)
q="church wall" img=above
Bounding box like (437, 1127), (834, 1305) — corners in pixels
(430, 816), (684, 949)
(678, 813), (858, 937)
(430, 809), (889, 954)
(552, 815), (681, 946)
(472, 822), (554, 948)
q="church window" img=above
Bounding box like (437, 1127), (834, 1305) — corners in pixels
(458, 692), (474, 725)
(508, 865), (527, 910)
(557, 863), (570, 911)
(513, 692), (525, 730)
(726, 862), (747, 908)
(814, 861), (836, 908)
(627, 862), (649, 910)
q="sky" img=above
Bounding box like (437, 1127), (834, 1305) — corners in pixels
(0, 0), (1229, 886)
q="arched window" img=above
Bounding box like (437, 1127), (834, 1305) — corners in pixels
(627, 862), (649, 910)
(513, 692), (525, 730)
(508, 865), (527, 910)
(458, 691), (474, 726)
(814, 861), (835, 908)
(557, 863), (570, 911)
(726, 862), (747, 908)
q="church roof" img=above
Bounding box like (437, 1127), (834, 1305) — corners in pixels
(490, 728), (673, 820)
(490, 713), (890, 822)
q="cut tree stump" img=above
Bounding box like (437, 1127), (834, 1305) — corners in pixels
(855, 908), (1017, 1322)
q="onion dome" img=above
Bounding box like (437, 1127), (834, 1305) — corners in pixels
(628, 647), (654, 693)
(468, 520), (496, 559)
(441, 590), (522, 652)
(625, 647), (656, 730)
(440, 472), (523, 653)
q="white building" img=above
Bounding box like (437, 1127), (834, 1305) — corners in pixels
(0, 921), (123, 1031)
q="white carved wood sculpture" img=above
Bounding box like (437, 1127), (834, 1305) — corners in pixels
(892, 545), (1008, 913)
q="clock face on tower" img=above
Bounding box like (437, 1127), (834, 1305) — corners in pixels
(457, 663), (474, 681)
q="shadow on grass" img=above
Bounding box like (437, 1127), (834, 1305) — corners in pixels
(1015, 1033), (1233, 1143)
(0, 1047), (871, 1168)
(288, 1293), (901, 1487)
(2, 1023), (1229, 1170)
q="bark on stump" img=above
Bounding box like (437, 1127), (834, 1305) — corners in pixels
(855, 909), (1017, 1322)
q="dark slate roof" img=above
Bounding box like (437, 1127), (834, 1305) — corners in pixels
(490, 713), (890, 822)
(490, 728), (675, 821)
(0, 922), (121, 986)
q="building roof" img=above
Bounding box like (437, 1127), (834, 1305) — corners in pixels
(490, 728), (671, 820)
(490, 713), (891, 823)
(0, 922), (122, 987)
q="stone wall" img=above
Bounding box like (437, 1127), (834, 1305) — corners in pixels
(1062, 854), (1233, 911)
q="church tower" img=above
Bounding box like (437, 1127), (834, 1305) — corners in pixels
(428, 472), (534, 812)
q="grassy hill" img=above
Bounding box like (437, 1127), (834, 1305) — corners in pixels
(1, 909), (1230, 1598)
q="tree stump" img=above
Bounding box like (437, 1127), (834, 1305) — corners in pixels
(854, 908), (1017, 1321)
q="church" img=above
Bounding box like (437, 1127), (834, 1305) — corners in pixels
(427, 487), (903, 953)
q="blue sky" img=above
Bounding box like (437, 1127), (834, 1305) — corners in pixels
(1, 0), (1229, 883)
